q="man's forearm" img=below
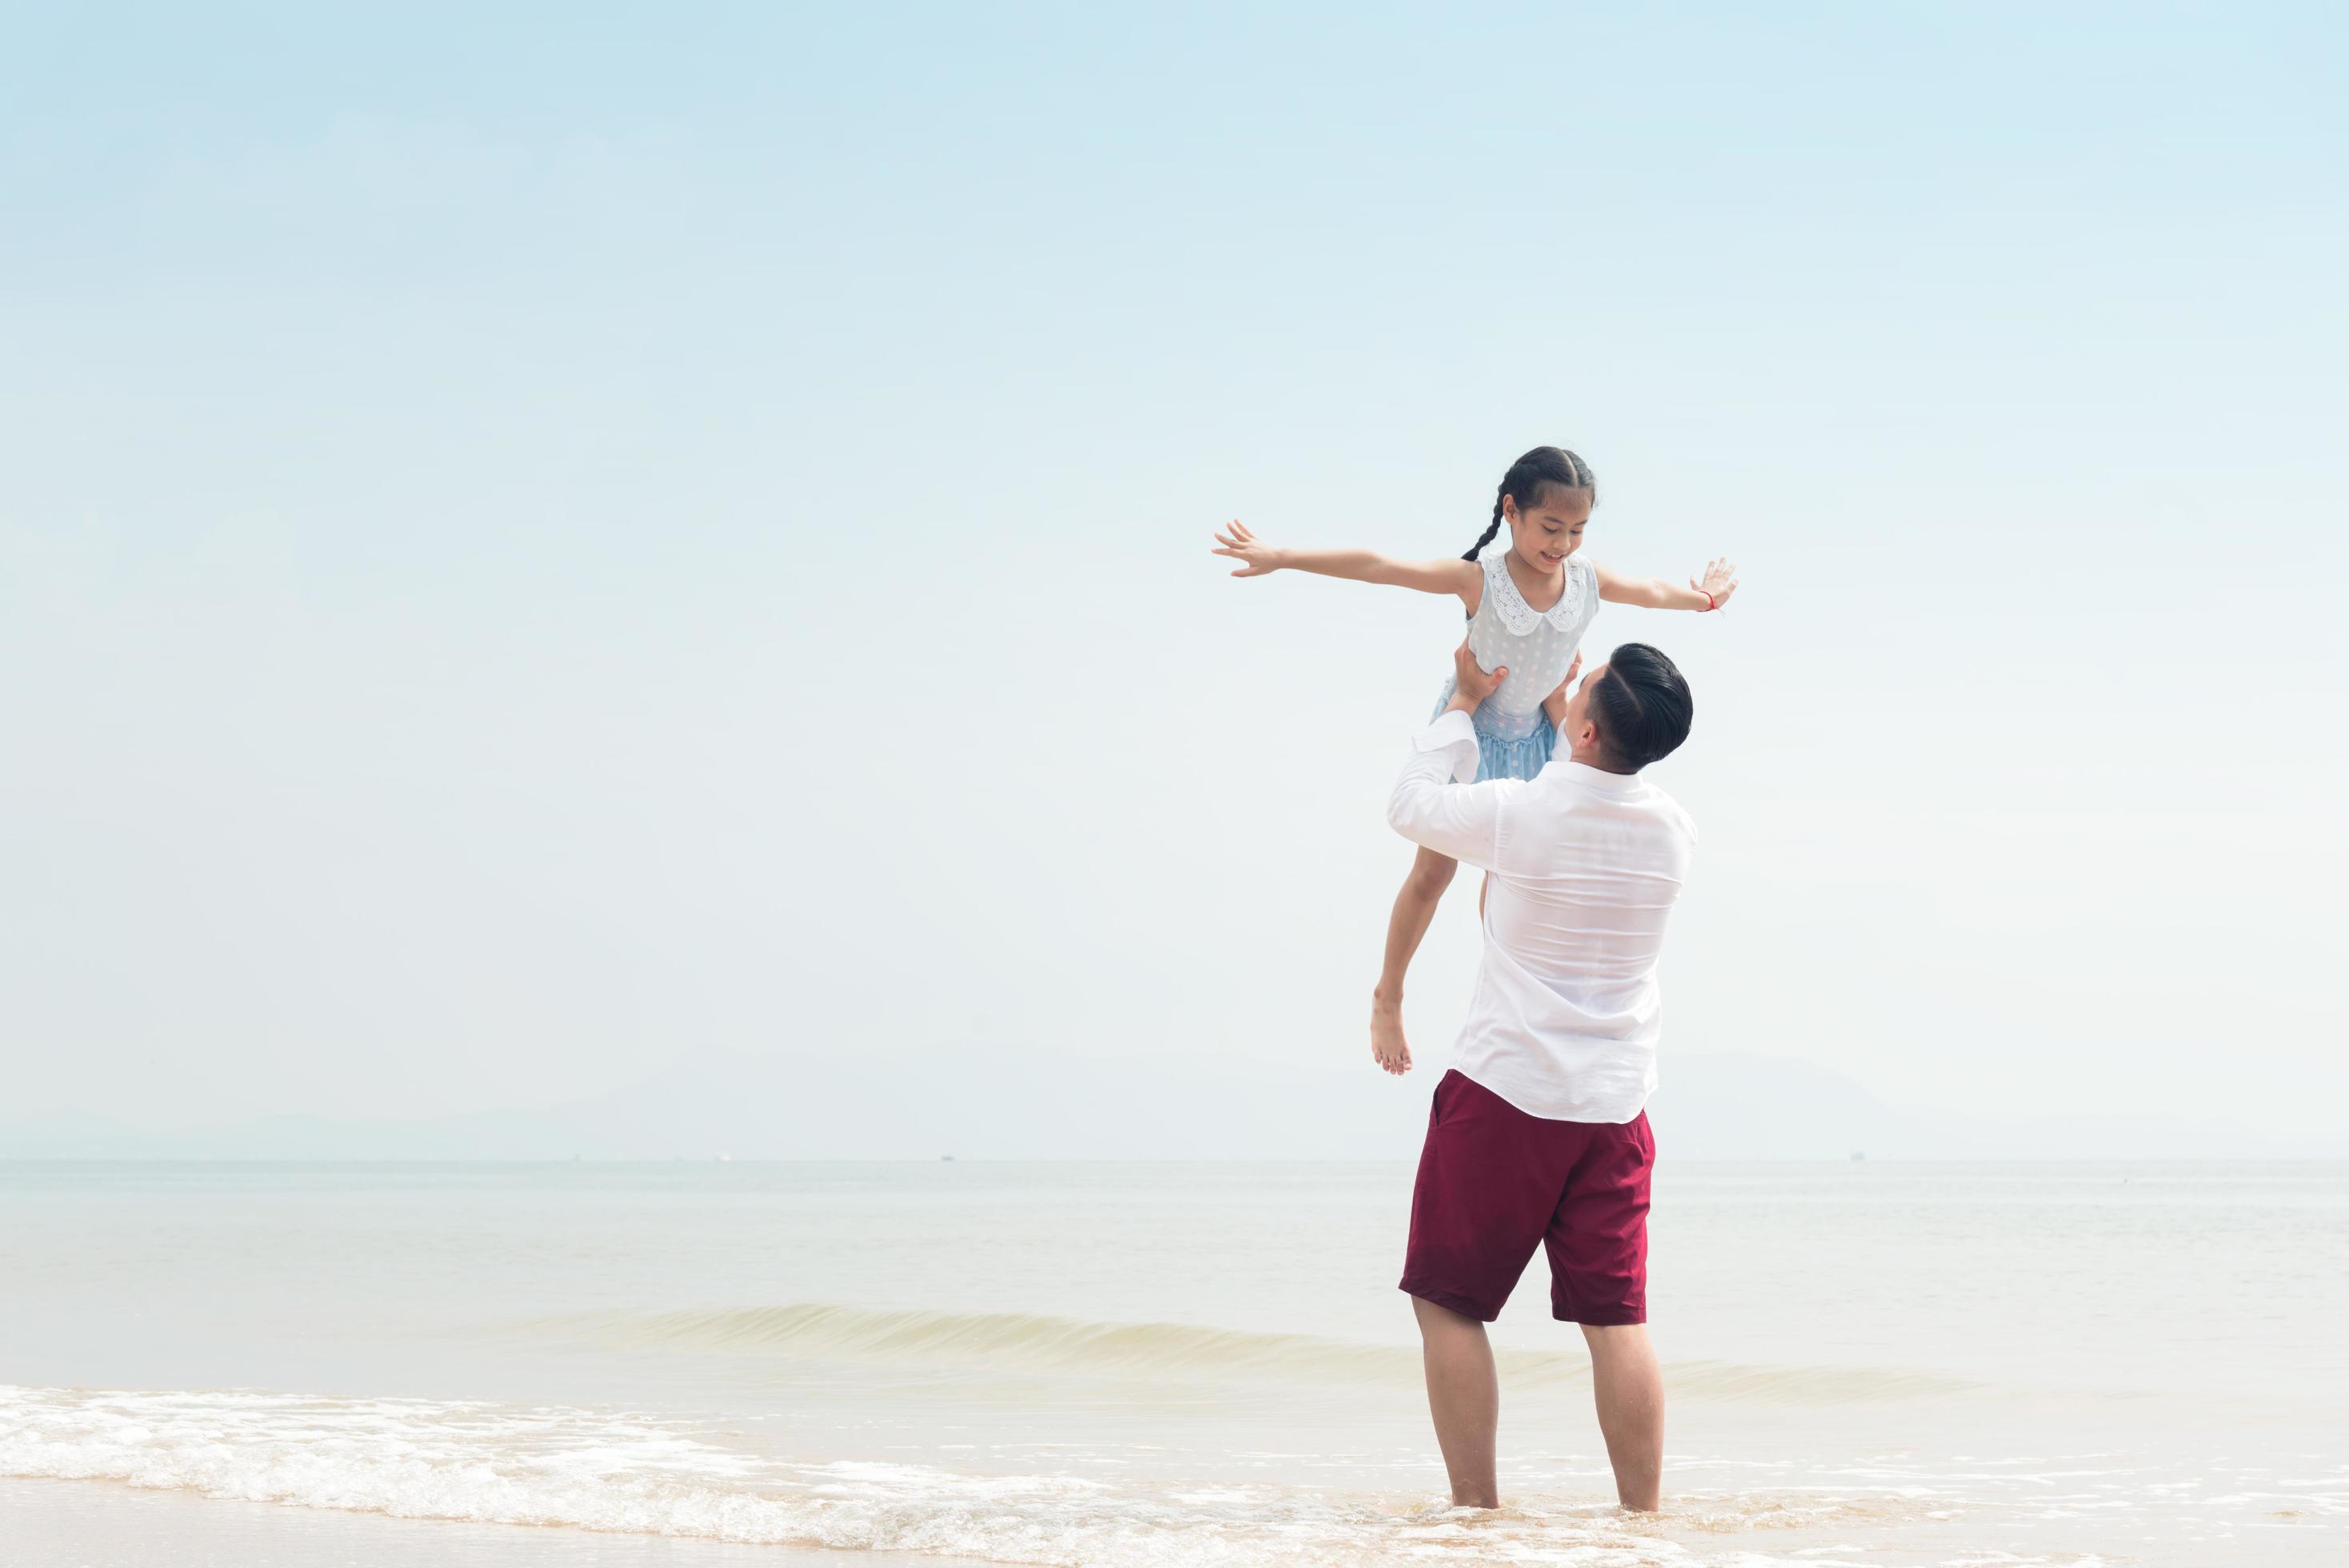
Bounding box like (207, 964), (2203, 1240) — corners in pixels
(1387, 711), (1500, 868)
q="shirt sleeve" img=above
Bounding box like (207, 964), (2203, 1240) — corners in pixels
(1385, 709), (1505, 872)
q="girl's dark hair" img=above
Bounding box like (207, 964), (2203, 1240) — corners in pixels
(1463, 446), (1597, 561)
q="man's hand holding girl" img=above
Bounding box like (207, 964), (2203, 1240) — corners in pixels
(1446, 640), (1506, 715)
(1543, 651), (1584, 729)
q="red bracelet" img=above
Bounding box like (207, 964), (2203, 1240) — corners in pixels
(1700, 589), (1717, 612)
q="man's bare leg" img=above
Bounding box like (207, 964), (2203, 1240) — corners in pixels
(1371, 847), (1458, 1074)
(1411, 1294), (1499, 1507)
(1582, 1323), (1664, 1510)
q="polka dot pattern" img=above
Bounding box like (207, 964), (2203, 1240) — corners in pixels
(1428, 552), (1600, 782)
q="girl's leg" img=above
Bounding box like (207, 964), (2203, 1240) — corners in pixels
(1371, 846), (1457, 1074)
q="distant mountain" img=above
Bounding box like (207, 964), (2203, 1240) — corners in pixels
(0, 1050), (2307, 1161)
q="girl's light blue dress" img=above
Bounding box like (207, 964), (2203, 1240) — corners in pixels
(1431, 550), (1601, 782)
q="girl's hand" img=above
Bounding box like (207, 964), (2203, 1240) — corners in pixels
(1211, 520), (1286, 578)
(1695, 558), (1740, 609)
(1543, 650), (1584, 728)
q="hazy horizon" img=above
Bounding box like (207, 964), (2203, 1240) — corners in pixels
(5, 4), (2345, 1147)
(5, 1045), (2335, 1164)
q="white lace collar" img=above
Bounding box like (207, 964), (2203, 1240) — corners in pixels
(1481, 550), (1588, 635)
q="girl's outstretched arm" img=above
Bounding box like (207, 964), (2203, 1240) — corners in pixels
(1592, 557), (1740, 612)
(1213, 521), (1479, 601)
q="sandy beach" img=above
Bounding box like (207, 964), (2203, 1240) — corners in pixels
(1, 1478), (998, 1568)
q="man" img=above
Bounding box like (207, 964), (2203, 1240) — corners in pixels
(1383, 636), (1699, 1513)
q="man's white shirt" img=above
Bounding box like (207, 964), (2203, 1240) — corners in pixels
(1387, 708), (1698, 1123)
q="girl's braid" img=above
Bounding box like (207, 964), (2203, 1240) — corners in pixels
(1460, 493), (1507, 562)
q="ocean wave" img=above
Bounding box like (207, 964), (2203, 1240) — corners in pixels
(516, 1301), (1983, 1406)
(0, 1383), (1961, 1567)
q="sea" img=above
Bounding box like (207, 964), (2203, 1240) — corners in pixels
(2, 1160), (2343, 1566)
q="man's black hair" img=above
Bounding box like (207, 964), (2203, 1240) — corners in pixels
(1588, 643), (1694, 772)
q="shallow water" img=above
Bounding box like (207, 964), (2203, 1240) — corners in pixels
(2, 1161), (2343, 1565)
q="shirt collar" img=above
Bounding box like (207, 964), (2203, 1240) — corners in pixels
(1552, 759), (1647, 794)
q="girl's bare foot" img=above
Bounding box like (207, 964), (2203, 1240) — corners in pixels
(1371, 997), (1413, 1074)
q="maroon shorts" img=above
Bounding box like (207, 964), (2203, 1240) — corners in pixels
(1399, 1069), (1655, 1326)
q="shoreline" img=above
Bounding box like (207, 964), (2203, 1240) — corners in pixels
(0, 1477), (1006, 1568)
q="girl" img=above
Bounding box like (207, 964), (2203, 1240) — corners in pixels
(1211, 446), (1738, 1074)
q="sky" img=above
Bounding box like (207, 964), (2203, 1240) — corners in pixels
(3, 2), (2345, 1148)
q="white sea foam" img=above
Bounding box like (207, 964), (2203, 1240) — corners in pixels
(0, 1384), (2067, 1567)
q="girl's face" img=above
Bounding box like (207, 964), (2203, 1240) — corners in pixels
(1503, 487), (1592, 573)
